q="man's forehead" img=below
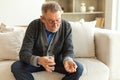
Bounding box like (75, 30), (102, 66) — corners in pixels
(45, 10), (61, 19)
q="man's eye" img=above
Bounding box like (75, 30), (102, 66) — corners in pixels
(49, 21), (54, 23)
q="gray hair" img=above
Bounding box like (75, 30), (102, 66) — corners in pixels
(41, 1), (62, 15)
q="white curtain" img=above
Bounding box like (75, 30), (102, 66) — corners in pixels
(116, 0), (120, 31)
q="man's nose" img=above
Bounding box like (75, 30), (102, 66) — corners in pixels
(54, 22), (58, 27)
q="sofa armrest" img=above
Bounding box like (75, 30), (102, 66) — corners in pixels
(94, 28), (120, 79)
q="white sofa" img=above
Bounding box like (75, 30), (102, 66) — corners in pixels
(0, 21), (120, 80)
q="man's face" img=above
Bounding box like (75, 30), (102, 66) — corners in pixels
(42, 10), (61, 32)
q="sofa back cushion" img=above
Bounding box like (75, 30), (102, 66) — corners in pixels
(69, 20), (96, 58)
(0, 27), (25, 60)
(0, 20), (96, 60)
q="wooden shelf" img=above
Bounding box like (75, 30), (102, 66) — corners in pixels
(62, 11), (104, 15)
(46, 0), (105, 22)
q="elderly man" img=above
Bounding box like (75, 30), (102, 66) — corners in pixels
(11, 1), (83, 80)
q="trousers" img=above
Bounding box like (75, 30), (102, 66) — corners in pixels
(11, 60), (83, 80)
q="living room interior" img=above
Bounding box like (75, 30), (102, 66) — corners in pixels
(0, 0), (120, 80)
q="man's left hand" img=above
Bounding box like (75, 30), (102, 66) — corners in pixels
(64, 60), (77, 73)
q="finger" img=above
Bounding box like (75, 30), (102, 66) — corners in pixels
(73, 63), (78, 70)
(45, 65), (53, 72)
(49, 66), (55, 71)
(68, 68), (76, 73)
(74, 65), (77, 70)
(48, 59), (54, 62)
(46, 68), (52, 72)
(65, 68), (71, 72)
(47, 62), (56, 66)
(70, 65), (77, 72)
(65, 65), (74, 73)
(64, 64), (69, 72)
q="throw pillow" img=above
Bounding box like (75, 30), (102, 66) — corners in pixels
(0, 23), (14, 32)
(79, 18), (97, 27)
(0, 27), (25, 60)
(69, 19), (96, 58)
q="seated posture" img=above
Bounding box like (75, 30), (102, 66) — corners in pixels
(11, 1), (83, 80)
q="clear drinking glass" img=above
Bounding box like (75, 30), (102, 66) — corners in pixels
(48, 54), (55, 71)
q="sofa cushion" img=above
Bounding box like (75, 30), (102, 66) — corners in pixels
(0, 61), (16, 80)
(0, 58), (109, 80)
(0, 27), (25, 60)
(75, 58), (109, 80)
(69, 20), (96, 58)
(33, 58), (109, 80)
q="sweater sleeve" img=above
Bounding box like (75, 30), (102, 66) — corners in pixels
(62, 21), (74, 61)
(19, 19), (39, 66)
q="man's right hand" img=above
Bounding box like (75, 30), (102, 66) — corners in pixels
(37, 56), (55, 72)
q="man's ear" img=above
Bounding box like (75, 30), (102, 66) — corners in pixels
(40, 16), (45, 23)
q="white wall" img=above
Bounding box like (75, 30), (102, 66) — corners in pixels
(0, 0), (45, 26)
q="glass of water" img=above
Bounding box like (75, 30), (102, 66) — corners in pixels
(48, 54), (55, 71)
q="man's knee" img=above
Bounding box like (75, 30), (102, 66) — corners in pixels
(75, 61), (84, 76)
(11, 61), (24, 73)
